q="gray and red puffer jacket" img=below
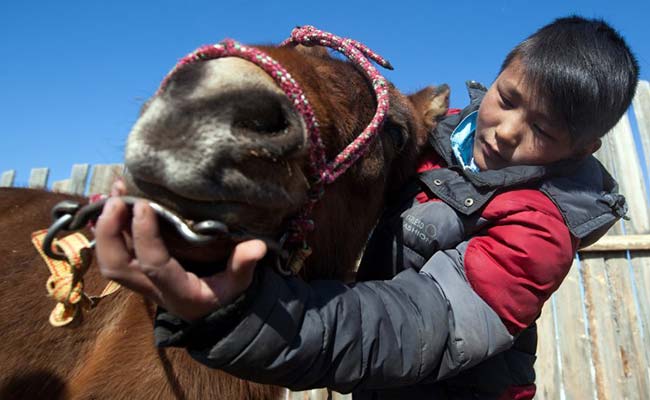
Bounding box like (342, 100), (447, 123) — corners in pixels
(154, 83), (627, 399)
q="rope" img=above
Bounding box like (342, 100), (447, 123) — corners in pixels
(31, 229), (120, 327)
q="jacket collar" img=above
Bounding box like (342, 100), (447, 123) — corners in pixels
(430, 82), (552, 189)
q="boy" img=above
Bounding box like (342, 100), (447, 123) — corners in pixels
(96, 16), (638, 399)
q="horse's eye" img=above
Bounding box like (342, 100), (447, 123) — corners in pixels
(383, 121), (407, 152)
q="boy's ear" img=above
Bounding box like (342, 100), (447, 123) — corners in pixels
(575, 138), (602, 159)
(590, 139), (602, 154)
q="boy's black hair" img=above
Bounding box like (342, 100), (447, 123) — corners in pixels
(501, 15), (639, 147)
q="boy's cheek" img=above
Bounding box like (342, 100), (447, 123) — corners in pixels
(472, 148), (487, 171)
(471, 136), (486, 170)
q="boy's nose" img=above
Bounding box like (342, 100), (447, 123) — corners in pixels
(495, 120), (523, 148)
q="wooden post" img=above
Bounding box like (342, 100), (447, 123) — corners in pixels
(603, 114), (650, 234)
(51, 179), (71, 193)
(69, 163), (90, 195)
(28, 168), (49, 189)
(631, 250), (650, 388)
(632, 80), (650, 172)
(581, 255), (621, 399)
(585, 99), (650, 399)
(535, 296), (562, 400)
(88, 164), (124, 195)
(554, 260), (597, 398)
(50, 164), (89, 195)
(604, 254), (649, 398)
(0, 170), (15, 187)
(593, 139), (623, 235)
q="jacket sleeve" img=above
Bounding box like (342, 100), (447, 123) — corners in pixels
(154, 244), (514, 393)
(464, 189), (580, 334)
(152, 190), (576, 392)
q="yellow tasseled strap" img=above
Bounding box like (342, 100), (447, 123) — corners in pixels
(31, 229), (120, 327)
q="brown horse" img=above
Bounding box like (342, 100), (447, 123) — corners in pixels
(0, 38), (449, 399)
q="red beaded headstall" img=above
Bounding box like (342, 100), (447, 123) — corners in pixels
(157, 25), (393, 264)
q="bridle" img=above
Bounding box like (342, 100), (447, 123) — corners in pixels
(43, 26), (393, 275)
(158, 26), (392, 252)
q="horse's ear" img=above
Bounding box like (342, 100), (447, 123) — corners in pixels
(409, 84), (450, 133)
(294, 44), (331, 59)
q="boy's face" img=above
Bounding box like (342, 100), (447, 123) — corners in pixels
(474, 60), (596, 171)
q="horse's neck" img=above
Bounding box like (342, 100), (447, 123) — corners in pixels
(305, 183), (383, 282)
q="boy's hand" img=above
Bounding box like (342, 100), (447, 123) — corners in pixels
(95, 184), (266, 322)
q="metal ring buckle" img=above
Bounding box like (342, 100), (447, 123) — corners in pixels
(42, 196), (287, 262)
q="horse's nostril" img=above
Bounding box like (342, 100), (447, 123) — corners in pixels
(233, 115), (288, 134)
(232, 97), (289, 135)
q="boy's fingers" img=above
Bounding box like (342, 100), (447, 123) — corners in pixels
(131, 201), (171, 267)
(95, 198), (132, 274)
(227, 240), (267, 284)
(95, 198), (162, 300)
(130, 201), (186, 291)
(130, 201), (220, 310)
(198, 240), (266, 309)
(110, 178), (127, 197)
(107, 260), (163, 302)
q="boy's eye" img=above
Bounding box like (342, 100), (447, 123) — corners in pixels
(500, 93), (514, 109)
(533, 124), (553, 140)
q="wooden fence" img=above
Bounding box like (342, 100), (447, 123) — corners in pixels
(533, 80), (650, 400)
(0, 164), (124, 196)
(2, 80), (650, 399)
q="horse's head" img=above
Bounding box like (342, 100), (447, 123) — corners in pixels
(123, 28), (449, 278)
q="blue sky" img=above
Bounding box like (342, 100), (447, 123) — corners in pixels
(1, 0), (649, 187)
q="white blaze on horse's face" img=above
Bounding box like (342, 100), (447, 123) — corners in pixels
(187, 58), (284, 101)
(124, 57), (310, 231)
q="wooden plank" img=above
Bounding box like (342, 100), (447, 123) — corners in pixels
(632, 80), (650, 172)
(51, 179), (71, 193)
(580, 235), (650, 252)
(629, 252), (650, 391)
(87, 164), (123, 195)
(555, 261), (596, 399)
(605, 254), (650, 398)
(28, 167), (49, 189)
(593, 84), (650, 397)
(593, 138), (623, 236)
(69, 163), (90, 195)
(583, 253), (649, 400)
(535, 295), (562, 400)
(603, 113), (649, 234)
(581, 254), (624, 399)
(598, 84), (650, 397)
(0, 170), (15, 187)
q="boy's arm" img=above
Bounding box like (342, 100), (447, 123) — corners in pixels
(154, 242), (514, 393)
(154, 190), (578, 392)
(156, 266), (448, 392)
(98, 185), (577, 392)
